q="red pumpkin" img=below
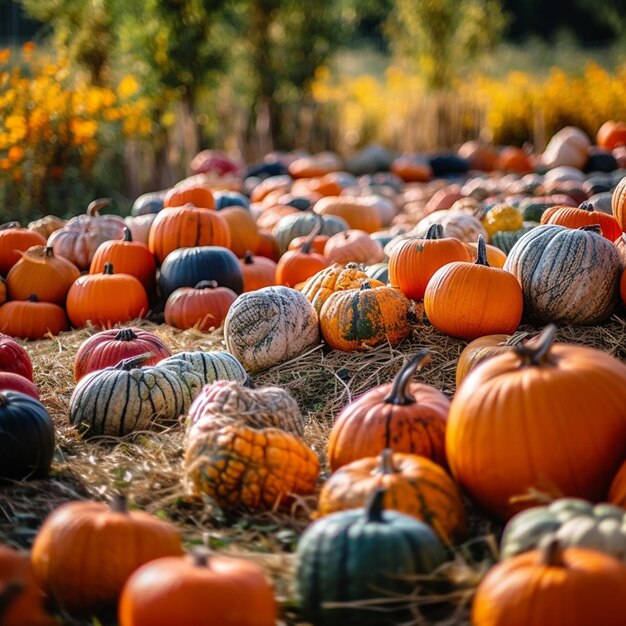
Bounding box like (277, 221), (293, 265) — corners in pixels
(0, 333), (33, 380)
(0, 371), (40, 399)
(239, 252), (277, 292)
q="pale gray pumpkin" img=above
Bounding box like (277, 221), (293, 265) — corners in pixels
(160, 351), (247, 387)
(224, 286), (320, 373)
(503, 224), (622, 325)
(501, 497), (626, 563)
(273, 212), (349, 255)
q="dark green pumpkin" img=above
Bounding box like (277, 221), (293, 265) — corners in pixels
(365, 262), (389, 283)
(158, 246), (244, 299)
(490, 223), (536, 253)
(69, 353), (203, 437)
(0, 391), (55, 480)
(296, 489), (447, 626)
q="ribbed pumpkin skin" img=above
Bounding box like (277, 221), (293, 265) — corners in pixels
(273, 212), (349, 254)
(0, 299), (69, 339)
(0, 333), (33, 380)
(490, 224), (536, 253)
(503, 224), (621, 325)
(320, 284), (412, 352)
(224, 286), (319, 373)
(7, 246), (80, 304)
(0, 391), (55, 481)
(455, 334), (512, 387)
(296, 500), (447, 626)
(543, 204), (622, 241)
(185, 421), (319, 510)
(611, 175), (626, 231)
(160, 351), (246, 387)
(69, 362), (191, 437)
(424, 259), (523, 341)
(164, 283), (237, 331)
(73, 327), (172, 382)
(159, 246), (244, 299)
(163, 184), (214, 209)
(318, 452), (466, 543)
(148, 205), (231, 265)
(446, 339), (626, 520)
(31, 499), (183, 614)
(389, 233), (472, 300)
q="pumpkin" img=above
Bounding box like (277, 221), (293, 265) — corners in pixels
(410, 209), (489, 244)
(446, 325), (626, 520)
(299, 262), (383, 314)
(160, 351), (247, 389)
(213, 190), (249, 210)
(164, 280), (238, 331)
(328, 351), (450, 470)
(542, 201), (622, 241)
(224, 286), (319, 373)
(66, 263), (149, 329)
(31, 495), (183, 613)
(163, 181), (215, 209)
(219, 207), (260, 258)
(0, 391), (54, 481)
(489, 222), (536, 253)
(239, 251), (276, 292)
(0, 276), (5, 305)
(320, 282), (412, 352)
(503, 224), (621, 325)
(0, 545), (56, 626)
(73, 327), (172, 382)
(388, 224), (473, 301)
(148, 203), (231, 266)
(323, 229), (385, 265)
(27, 214), (66, 239)
(318, 449), (466, 544)
(494, 146), (534, 173)
(611, 175), (626, 231)
(69, 353), (201, 437)
(185, 410), (319, 510)
(47, 198), (126, 271)
(424, 236), (523, 340)
(390, 155), (434, 181)
(455, 333), (514, 387)
(0, 222), (46, 276)
(542, 126), (592, 170)
(250, 175), (292, 203)
(254, 231), (280, 262)
(296, 489), (447, 626)
(0, 334), (33, 380)
(91, 227), (157, 293)
(287, 231), (328, 254)
(472, 538), (626, 626)
(6, 245), (80, 305)
(364, 262), (389, 283)
(0, 372), (39, 399)
(186, 379), (304, 437)
(457, 140), (498, 171)
(273, 212), (349, 255)
(597, 120), (626, 151)
(124, 213), (157, 246)
(130, 190), (167, 216)
(500, 498), (626, 562)
(313, 196), (383, 233)
(158, 246), (243, 299)
(608, 460), (626, 509)
(0, 296), (69, 340)
(118, 549), (276, 626)
(465, 239), (508, 268)
(482, 203), (523, 237)
(287, 151), (342, 178)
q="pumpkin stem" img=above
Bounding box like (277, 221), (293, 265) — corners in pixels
(346, 262), (359, 270)
(194, 280), (218, 290)
(0, 581), (24, 621)
(115, 351), (156, 370)
(0, 393), (7, 408)
(27, 294), (39, 302)
(123, 227), (133, 242)
(301, 215), (323, 254)
(515, 325), (557, 366)
(43, 246), (54, 258)
(103, 262), (115, 275)
(0, 221), (20, 231)
(191, 547), (212, 568)
(365, 488), (386, 524)
(109, 493), (128, 514)
(87, 198), (113, 217)
(540, 536), (566, 568)
(379, 449), (397, 475)
(244, 251), (254, 265)
(426, 223), (445, 240)
(475, 235), (490, 267)
(114, 328), (138, 342)
(359, 281), (373, 291)
(579, 224), (602, 235)
(578, 201), (593, 213)
(383, 349), (431, 406)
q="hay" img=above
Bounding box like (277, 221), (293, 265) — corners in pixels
(1, 314), (626, 625)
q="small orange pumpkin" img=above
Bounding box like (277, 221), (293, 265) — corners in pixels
(0, 295), (69, 339)
(239, 251), (277, 292)
(323, 229), (385, 265)
(455, 333), (515, 387)
(0, 222), (46, 275)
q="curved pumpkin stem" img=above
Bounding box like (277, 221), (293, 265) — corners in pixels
(244, 251), (255, 265)
(0, 221), (20, 231)
(0, 581), (24, 622)
(425, 223), (445, 240)
(194, 280), (218, 290)
(540, 536), (565, 568)
(475, 235), (490, 267)
(87, 198), (113, 217)
(43, 246), (55, 258)
(365, 488), (386, 523)
(301, 215), (323, 254)
(115, 351), (156, 370)
(383, 349), (431, 406)
(578, 201), (593, 213)
(123, 227), (133, 242)
(379, 448), (397, 475)
(191, 547), (212, 568)
(115, 328), (138, 342)
(27, 294), (39, 303)
(103, 262), (115, 275)
(110, 493), (129, 514)
(515, 325), (557, 366)
(579, 224), (602, 235)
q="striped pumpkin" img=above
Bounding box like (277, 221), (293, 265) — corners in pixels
(160, 351), (247, 388)
(224, 286), (320, 373)
(273, 212), (349, 255)
(504, 224), (622, 325)
(69, 354), (202, 437)
(490, 223), (536, 253)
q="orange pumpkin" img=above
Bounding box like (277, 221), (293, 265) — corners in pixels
(163, 182), (215, 209)
(318, 449), (466, 544)
(219, 207), (260, 258)
(597, 120), (626, 151)
(323, 229), (385, 265)
(254, 231), (280, 261)
(327, 351), (450, 470)
(494, 146), (533, 174)
(287, 152), (342, 178)
(424, 236), (523, 340)
(118, 550), (276, 626)
(455, 333), (514, 387)
(239, 252), (277, 292)
(287, 233), (329, 255)
(465, 239), (508, 268)
(314, 196), (382, 233)
(543, 202), (622, 242)
(390, 156), (433, 182)
(0, 296), (69, 339)
(611, 176), (626, 231)
(0, 222), (46, 275)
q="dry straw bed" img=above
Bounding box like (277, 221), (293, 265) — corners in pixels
(1, 314), (626, 625)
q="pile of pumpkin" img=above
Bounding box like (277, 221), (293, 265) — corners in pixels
(3, 120), (626, 625)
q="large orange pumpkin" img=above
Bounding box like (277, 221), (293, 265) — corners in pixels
(543, 202), (622, 242)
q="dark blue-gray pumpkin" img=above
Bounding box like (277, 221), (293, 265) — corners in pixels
(0, 390), (55, 481)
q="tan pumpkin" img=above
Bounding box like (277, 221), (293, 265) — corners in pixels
(323, 230), (385, 266)
(541, 126), (591, 170)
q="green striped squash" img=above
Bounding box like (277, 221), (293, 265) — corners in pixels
(160, 351), (247, 388)
(503, 224), (622, 325)
(490, 223), (536, 254)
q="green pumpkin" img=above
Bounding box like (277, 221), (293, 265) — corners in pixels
(364, 262), (389, 283)
(519, 198), (552, 223)
(501, 497), (626, 562)
(489, 223), (536, 253)
(296, 489), (447, 626)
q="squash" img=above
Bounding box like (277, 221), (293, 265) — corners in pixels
(219, 207), (260, 258)
(597, 120), (626, 150)
(541, 126), (591, 170)
(313, 196), (383, 233)
(159, 351), (247, 388)
(411, 209), (489, 244)
(481, 203), (523, 237)
(611, 175), (626, 231)
(163, 181), (215, 209)
(0, 372), (39, 399)
(489, 222), (536, 253)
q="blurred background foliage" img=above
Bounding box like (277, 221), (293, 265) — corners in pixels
(0, 0), (626, 220)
